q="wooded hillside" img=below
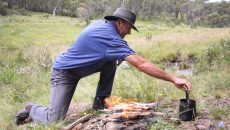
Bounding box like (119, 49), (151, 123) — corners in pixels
(0, 0), (230, 27)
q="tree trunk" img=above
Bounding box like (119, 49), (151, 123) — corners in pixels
(120, 0), (125, 7)
(53, 0), (62, 16)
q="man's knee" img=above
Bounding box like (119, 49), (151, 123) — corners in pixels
(45, 111), (65, 125)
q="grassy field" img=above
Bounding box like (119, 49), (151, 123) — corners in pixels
(0, 12), (229, 129)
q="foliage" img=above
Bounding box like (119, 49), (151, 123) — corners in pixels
(207, 12), (230, 27)
(0, 68), (19, 85)
(0, 0), (7, 15)
(24, 46), (53, 71)
(1, 0), (230, 27)
(196, 39), (230, 72)
(210, 106), (229, 120)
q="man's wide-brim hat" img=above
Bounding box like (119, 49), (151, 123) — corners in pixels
(104, 8), (138, 32)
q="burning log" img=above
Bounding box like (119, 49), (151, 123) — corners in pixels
(110, 111), (152, 120)
(129, 101), (157, 108)
(65, 97), (162, 130)
(104, 96), (157, 108)
(101, 101), (157, 114)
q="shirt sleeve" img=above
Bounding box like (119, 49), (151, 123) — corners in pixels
(104, 38), (135, 61)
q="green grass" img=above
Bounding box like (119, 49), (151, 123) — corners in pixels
(0, 12), (230, 129)
(148, 117), (177, 130)
(0, 12), (84, 48)
(210, 106), (229, 120)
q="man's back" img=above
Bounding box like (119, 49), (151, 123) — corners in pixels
(52, 20), (135, 77)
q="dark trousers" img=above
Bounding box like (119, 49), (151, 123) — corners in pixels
(29, 61), (116, 125)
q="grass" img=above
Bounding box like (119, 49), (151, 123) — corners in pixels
(0, 12), (230, 129)
(148, 117), (176, 130)
(210, 106), (229, 120)
(0, 12), (84, 49)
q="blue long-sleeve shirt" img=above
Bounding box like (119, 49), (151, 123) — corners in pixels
(52, 20), (135, 77)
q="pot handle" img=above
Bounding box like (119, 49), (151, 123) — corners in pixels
(186, 90), (190, 104)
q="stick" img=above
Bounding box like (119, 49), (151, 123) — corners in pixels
(62, 114), (93, 130)
(129, 101), (157, 107)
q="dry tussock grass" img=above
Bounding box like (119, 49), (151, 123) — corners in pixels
(128, 28), (230, 47)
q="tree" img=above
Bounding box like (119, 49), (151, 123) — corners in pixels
(140, 0), (154, 20)
(0, 0), (8, 15)
(125, 0), (143, 16)
(53, 0), (62, 16)
(1, 0), (230, 27)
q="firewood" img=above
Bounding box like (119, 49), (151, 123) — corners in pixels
(152, 112), (164, 116)
(106, 122), (127, 130)
(99, 109), (113, 113)
(72, 123), (83, 130)
(126, 122), (147, 129)
(62, 114), (93, 130)
(104, 102), (157, 113)
(129, 101), (157, 108)
(110, 111), (152, 120)
(105, 118), (119, 122)
(66, 101), (159, 129)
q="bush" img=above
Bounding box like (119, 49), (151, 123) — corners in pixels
(205, 43), (221, 65)
(196, 39), (230, 72)
(23, 46), (53, 71)
(219, 14), (230, 27)
(0, 1), (7, 15)
(221, 39), (230, 62)
(0, 5), (30, 16)
(206, 12), (230, 27)
(11, 7), (30, 16)
(206, 12), (219, 27)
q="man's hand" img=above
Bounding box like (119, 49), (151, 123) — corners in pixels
(172, 77), (191, 92)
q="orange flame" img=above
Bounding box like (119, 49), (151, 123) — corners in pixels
(122, 109), (129, 127)
(104, 96), (121, 108)
(104, 96), (153, 127)
(104, 96), (139, 109)
(122, 109), (129, 119)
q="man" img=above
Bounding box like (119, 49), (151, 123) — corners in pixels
(15, 8), (191, 125)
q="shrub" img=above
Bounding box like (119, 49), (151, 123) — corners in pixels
(206, 12), (220, 27)
(205, 43), (220, 65)
(206, 12), (230, 27)
(221, 39), (230, 62)
(0, 1), (8, 16)
(23, 45), (53, 72)
(196, 39), (230, 72)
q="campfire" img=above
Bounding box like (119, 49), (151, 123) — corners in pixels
(63, 96), (164, 130)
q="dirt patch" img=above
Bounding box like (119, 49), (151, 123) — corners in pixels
(201, 96), (230, 107)
(158, 96), (230, 130)
(65, 103), (91, 123)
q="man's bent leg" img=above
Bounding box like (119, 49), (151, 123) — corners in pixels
(29, 68), (80, 125)
(93, 61), (116, 109)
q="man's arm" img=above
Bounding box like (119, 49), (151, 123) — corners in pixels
(125, 54), (191, 91)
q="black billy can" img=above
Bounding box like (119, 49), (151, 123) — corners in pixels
(179, 90), (196, 121)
